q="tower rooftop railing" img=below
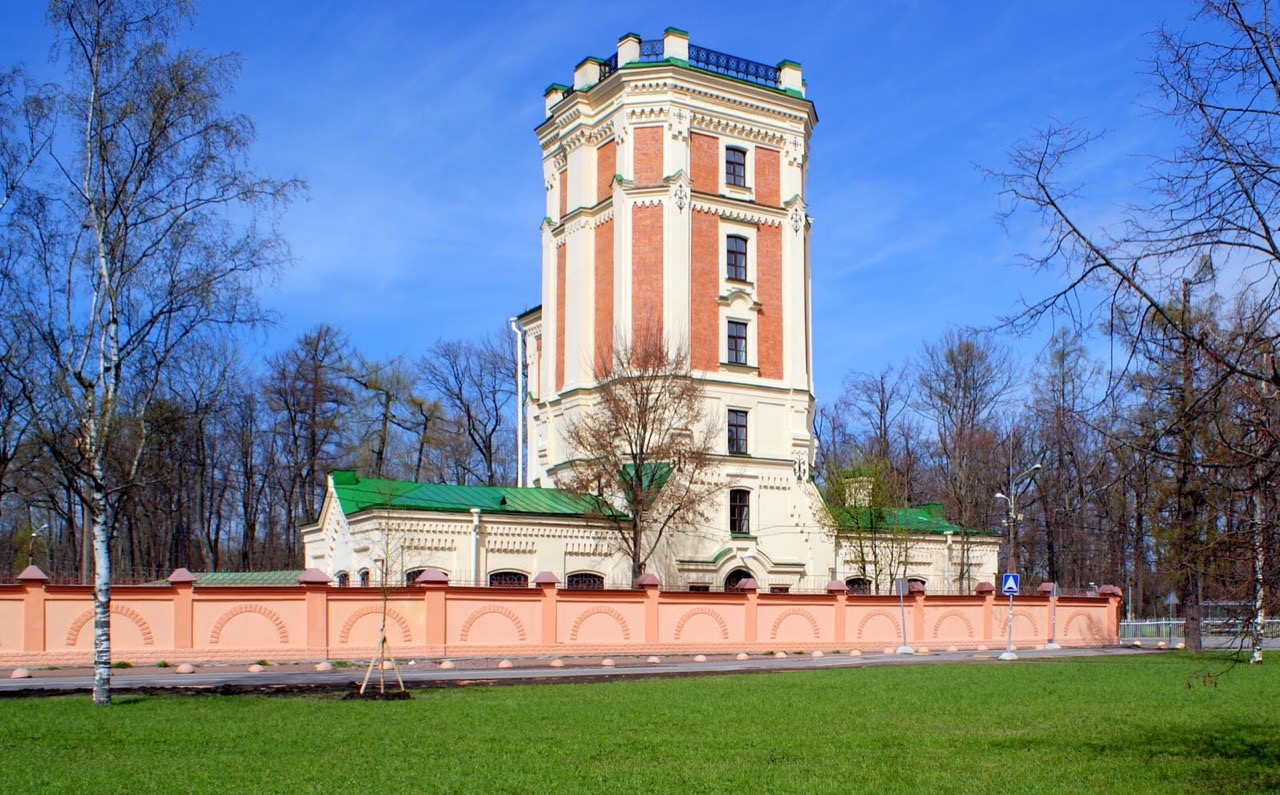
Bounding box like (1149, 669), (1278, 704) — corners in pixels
(551, 30), (804, 114)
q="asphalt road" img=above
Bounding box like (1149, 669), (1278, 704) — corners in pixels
(0, 645), (1163, 696)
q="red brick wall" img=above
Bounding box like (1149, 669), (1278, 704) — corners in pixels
(690, 132), (719, 193)
(755, 147), (780, 207)
(631, 204), (664, 343)
(633, 127), (663, 186)
(559, 168), (568, 219)
(757, 223), (783, 379)
(690, 209), (719, 371)
(594, 219), (614, 376)
(596, 140), (616, 204)
(556, 244), (566, 391)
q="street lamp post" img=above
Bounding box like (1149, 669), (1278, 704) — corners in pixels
(995, 464), (1042, 577)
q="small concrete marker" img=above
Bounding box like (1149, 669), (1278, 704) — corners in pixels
(314, 661), (333, 672)
(1132, 640), (1144, 648)
(848, 649), (861, 657)
(1156, 641), (1167, 649)
(9, 667), (31, 679)
(601, 658), (615, 667)
(497, 659), (514, 669)
(647, 656), (661, 664)
(438, 660), (455, 670)
(381, 661), (396, 670)
(811, 650), (824, 658)
(247, 664), (264, 673)
(1175, 642), (1186, 650)
(549, 659), (565, 668)
(693, 654), (707, 662)
(175, 663), (195, 674)
(774, 651), (787, 659)
(735, 652), (749, 661)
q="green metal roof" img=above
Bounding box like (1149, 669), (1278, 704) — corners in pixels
(329, 471), (620, 518)
(828, 503), (991, 536)
(150, 571), (305, 586)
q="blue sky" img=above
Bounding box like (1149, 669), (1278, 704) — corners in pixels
(0, 0), (1183, 401)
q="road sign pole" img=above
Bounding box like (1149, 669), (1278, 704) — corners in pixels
(895, 578), (914, 655)
(999, 572), (1019, 661)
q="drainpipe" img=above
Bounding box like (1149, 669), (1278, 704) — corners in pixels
(470, 507), (482, 584)
(508, 317), (524, 487)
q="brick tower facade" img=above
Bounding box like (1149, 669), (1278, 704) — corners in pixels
(518, 29), (826, 590)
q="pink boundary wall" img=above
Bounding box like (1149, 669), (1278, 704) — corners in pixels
(0, 567), (1122, 667)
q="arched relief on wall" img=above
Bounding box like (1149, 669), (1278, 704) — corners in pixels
(856, 609), (901, 638)
(998, 610), (1040, 636)
(210, 604), (290, 645)
(65, 605), (155, 647)
(458, 605), (528, 642)
(338, 605), (413, 645)
(568, 606), (631, 642)
(673, 607), (729, 641)
(1063, 611), (1102, 639)
(929, 610), (976, 639)
(769, 608), (820, 641)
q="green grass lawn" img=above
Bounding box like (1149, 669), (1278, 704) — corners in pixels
(1, 654), (1277, 794)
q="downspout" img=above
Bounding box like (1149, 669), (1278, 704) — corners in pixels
(508, 317), (524, 487)
(470, 507), (482, 584)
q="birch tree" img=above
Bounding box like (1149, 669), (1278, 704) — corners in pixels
(5, 0), (297, 704)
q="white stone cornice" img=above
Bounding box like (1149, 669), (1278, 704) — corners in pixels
(690, 200), (783, 228)
(630, 196), (664, 208)
(552, 150), (568, 170)
(689, 113), (789, 148)
(624, 105), (669, 124)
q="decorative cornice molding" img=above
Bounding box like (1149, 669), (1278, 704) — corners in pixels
(690, 112), (789, 148)
(690, 200), (783, 227)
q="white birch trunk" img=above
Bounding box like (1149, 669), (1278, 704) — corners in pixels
(91, 472), (111, 705)
(1250, 495), (1265, 665)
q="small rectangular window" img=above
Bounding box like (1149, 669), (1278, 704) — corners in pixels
(728, 409), (748, 454)
(725, 147), (747, 187)
(726, 235), (748, 281)
(729, 488), (750, 535)
(727, 320), (747, 365)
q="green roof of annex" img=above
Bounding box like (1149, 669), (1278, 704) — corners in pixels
(329, 470), (620, 518)
(828, 502), (994, 536)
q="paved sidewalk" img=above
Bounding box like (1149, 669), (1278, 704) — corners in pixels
(0, 645), (1156, 696)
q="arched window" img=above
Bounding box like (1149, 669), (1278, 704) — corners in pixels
(358, 570), (370, 587)
(488, 571), (529, 588)
(404, 569), (425, 586)
(729, 489), (750, 535)
(565, 572), (605, 590)
(335, 571), (350, 588)
(726, 235), (748, 281)
(845, 576), (871, 595)
(724, 568), (753, 592)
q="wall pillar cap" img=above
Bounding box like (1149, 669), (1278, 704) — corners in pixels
(907, 581), (926, 595)
(297, 568), (331, 585)
(17, 565), (48, 582)
(1037, 582), (1058, 596)
(825, 580), (847, 594)
(974, 582), (995, 595)
(415, 568), (450, 585)
(167, 567), (197, 585)
(532, 571), (561, 586)
(635, 573), (661, 587)
(1097, 584), (1123, 598)
(735, 578), (760, 592)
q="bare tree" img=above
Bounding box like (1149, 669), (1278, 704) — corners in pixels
(3, 0), (298, 704)
(558, 333), (721, 585)
(417, 332), (515, 486)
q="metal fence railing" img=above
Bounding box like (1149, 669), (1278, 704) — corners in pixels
(1120, 618), (1280, 639)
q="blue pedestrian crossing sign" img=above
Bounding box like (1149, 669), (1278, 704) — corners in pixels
(1001, 573), (1020, 595)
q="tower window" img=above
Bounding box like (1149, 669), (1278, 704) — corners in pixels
(728, 409), (748, 454)
(725, 147), (747, 187)
(729, 488), (750, 535)
(726, 235), (748, 281)
(727, 320), (748, 365)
